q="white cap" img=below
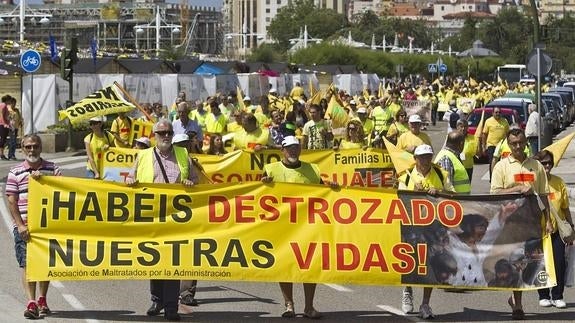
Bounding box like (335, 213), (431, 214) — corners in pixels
(270, 88), (277, 93)
(357, 107), (367, 114)
(89, 115), (106, 122)
(349, 100), (356, 105)
(414, 144), (433, 156)
(408, 114), (422, 123)
(243, 96), (251, 101)
(281, 136), (300, 148)
(172, 133), (189, 144)
(134, 137), (151, 147)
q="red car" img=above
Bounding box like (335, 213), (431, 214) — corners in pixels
(467, 107), (521, 136)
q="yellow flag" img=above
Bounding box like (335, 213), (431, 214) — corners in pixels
(308, 88), (323, 105)
(544, 132), (575, 167)
(324, 95), (349, 129)
(309, 80), (316, 97)
(469, 77), (478, 88)
(382, 136), (414, 176)
(362, 87), (370, 100)
(474, 108), (486, 140)
(378, 81), (384, 98)
(236, 86), (245, 111)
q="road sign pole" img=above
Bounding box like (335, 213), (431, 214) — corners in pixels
(537, 47), (542, 152)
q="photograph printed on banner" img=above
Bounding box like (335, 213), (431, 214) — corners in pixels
(399, 193), (551, 290)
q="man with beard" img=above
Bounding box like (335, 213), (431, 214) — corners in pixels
(261, 136), (338, 319)
(126, 119), (198, 321)
(6, 134), (62, 319)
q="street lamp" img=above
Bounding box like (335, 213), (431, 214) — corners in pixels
(171, 27), (180, 47)
(135, 27), (144, 54)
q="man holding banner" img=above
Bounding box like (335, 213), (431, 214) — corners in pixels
(398, 144), (454, 319)
(6, 134), (61, 319)
(126, 119), (199, 321)
(262, 136), (338, 319)
(490, 128), (552, 320)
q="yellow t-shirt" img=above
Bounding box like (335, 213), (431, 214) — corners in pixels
(233, 128), (270, 150)
(548, 174), (569, 229)
(482, 116), (509, 148)
(205, 113), (227, 134)
(490, 155), (548, 195)
(339, 139), (363, 149)
(396, 131), (432, 152)
(462, 135), (478, 169)
(110, 117), (132, 148)
(84, 131), (115, 171)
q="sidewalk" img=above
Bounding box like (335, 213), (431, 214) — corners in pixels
(547, 125), (575, 203)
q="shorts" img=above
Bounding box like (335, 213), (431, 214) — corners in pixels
(13, 227), (27, 268)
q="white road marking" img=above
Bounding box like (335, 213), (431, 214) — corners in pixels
(49, 156), (86, 164)
(0, 189), (99, 323)
(377, 304), (419, 321)
(324, 283), (353, 292)
(62, 294), (100, 323)
(59, 161), (87, 170)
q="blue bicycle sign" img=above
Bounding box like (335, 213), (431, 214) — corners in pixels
(20, 50), (42, 73)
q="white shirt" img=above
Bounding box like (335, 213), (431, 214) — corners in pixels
(448, 213), (503, 286)
(525, 111), (539, 138)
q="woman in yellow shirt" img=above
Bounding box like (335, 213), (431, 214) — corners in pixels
(386, 109), (409, 145)
(335, 120), (366, 149)
(533, 150), (572, 308)
(84, 116), (115, 179)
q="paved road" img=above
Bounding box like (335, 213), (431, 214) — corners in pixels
(2, 122), (575, 322)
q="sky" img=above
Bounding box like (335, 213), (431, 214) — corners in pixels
(25, 1), (223, 8)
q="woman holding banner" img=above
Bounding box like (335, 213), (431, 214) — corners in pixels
(533, 150), (573, 308)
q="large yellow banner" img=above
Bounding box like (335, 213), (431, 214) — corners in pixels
(28, 177), (555, 290)
(100, 148), (395, 187)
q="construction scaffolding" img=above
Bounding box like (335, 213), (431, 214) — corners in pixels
(0, 2), (222, 58)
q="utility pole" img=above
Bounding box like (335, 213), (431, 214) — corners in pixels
(61, 37), (78, 151)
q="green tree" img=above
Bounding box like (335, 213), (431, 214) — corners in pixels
(267, 0), (347, 51)
(478, 7), (532, 63)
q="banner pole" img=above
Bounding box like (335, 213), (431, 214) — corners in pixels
(113, 81), (154, 121)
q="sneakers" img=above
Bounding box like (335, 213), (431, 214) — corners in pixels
(37, 296), (51, 314)
(401, 288), (414, 313)
(539, 299), (552, 307)
(24, 302), (40, 319)
(552, 299), (567, 308)
(419, 304), (434, 320)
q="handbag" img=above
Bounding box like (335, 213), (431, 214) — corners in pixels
(550, 203), (575, 244)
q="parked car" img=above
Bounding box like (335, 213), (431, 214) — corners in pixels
(467, 107), (521, 163)
(541, 98), (562, 133)
(485, 98), (529, 129)
(542, 92), (570, 129)
(548, 87), (575, 123)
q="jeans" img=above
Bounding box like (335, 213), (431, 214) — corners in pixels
(538, 232), (566, 300)
(528, 136), (539, 156)
(8, 128), (17, 158)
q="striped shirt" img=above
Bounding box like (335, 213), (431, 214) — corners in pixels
(5, 159), (61, 227)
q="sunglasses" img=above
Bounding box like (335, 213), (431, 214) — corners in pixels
(540, 161), (553, 166)
(155, 130), (174, 137)
(23, 144), (40, 150)
(89, 121), (102, 125)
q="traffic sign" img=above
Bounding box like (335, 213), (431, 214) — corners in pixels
(20, 50), (41, 73)
(439, 64), (447, 73)
(428, 64), (438, 73)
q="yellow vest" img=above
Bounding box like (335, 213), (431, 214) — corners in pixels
(371, 106), (391, 132)
(400, 165), (446, 191)
(434, 149), (471, 194)
(264, 161), (321, 184)
(136, 147), (189, 183)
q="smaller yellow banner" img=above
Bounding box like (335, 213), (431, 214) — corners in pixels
(58, 84), (135, 125)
